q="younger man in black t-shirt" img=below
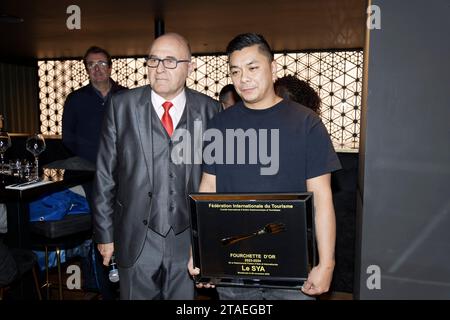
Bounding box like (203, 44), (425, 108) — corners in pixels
(189, 33), (341, 300)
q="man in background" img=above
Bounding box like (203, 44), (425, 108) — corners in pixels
(274, 75), (321, 114)
(218, 84), (241, 109)
(62, 46), (127, 299)
(62, 46), (127, 165)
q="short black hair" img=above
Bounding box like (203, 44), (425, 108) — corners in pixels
(83, 46), (112, 67)
(274, 75), (321, 114)
(219, 84), (240, 103)
(226, 33), (273, 62)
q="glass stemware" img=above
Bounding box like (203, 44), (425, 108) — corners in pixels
(0, 131), (12, 174)
(25, 133), (46, 180)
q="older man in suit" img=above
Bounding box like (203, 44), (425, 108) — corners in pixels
(93, 33), (220, 300)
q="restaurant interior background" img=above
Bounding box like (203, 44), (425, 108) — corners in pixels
(0, 0), (449, 299)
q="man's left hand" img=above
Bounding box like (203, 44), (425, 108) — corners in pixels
(301, 263), (334, 296)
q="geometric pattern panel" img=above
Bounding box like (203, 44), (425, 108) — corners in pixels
(186, 55), (231, 100)
(38, 60), (89, 136)
(37, 50), (362, 151)
(275, 51), (363, 150)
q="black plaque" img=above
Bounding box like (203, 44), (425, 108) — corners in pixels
(189, 193), (316, 289)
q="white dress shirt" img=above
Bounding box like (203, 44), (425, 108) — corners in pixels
(151, 90), (186, 130)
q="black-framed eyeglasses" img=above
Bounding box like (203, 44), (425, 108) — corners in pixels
(145, 57), (190, 69)
(86, 61), (109, 69)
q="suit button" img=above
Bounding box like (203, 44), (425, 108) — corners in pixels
(142, 220), (148, 226)
(169, 205), (174, 211)
(148, 192), (152, 198)
(169, 173), (174, 178)
(169, 190), (174, 195)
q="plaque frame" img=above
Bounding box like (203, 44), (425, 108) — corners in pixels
(189, 193), (316, 289)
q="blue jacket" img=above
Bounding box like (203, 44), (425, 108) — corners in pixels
(29, 189), (90, 222)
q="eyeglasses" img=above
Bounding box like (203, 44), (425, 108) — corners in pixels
(86, 61), (109, 69)
(145, 57), (190, 69)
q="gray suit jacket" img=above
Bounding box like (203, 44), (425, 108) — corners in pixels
(92, 86), (220, 267)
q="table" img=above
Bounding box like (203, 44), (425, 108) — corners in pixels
(0, 169), (94, 249)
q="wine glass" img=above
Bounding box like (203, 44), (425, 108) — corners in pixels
(0, 131), (12, 173)
(26, 133), (46, 180)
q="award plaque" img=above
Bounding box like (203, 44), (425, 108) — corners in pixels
(189, 193), (316, 289)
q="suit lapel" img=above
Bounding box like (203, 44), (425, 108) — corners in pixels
(185, 89), (202, 187)
(135, 86), (154, 191)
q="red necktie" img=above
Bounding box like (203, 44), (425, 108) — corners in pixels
(161, 101), (174, 137)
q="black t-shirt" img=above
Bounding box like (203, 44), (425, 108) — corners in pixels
(203, 99), (341, 193)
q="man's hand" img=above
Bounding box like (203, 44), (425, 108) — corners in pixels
(187, 252), (215, 288)
(301, 263), (334, 296)
(97, 242), (114, 266)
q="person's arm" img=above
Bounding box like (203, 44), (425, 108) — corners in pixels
(92, 97), (119, 266)
(199, 172), (216, 192)
(302, 173), (336, 296)
(61, 95), (77, 155)
(188, 172), (216, 287)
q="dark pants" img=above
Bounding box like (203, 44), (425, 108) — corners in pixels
(92, 245), (119, 299)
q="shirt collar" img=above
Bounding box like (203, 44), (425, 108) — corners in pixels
(151, 89), (186, 114)
(90, 79), (112, 101)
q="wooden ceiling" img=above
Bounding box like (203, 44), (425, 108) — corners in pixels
(0, 0), (367, 60)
